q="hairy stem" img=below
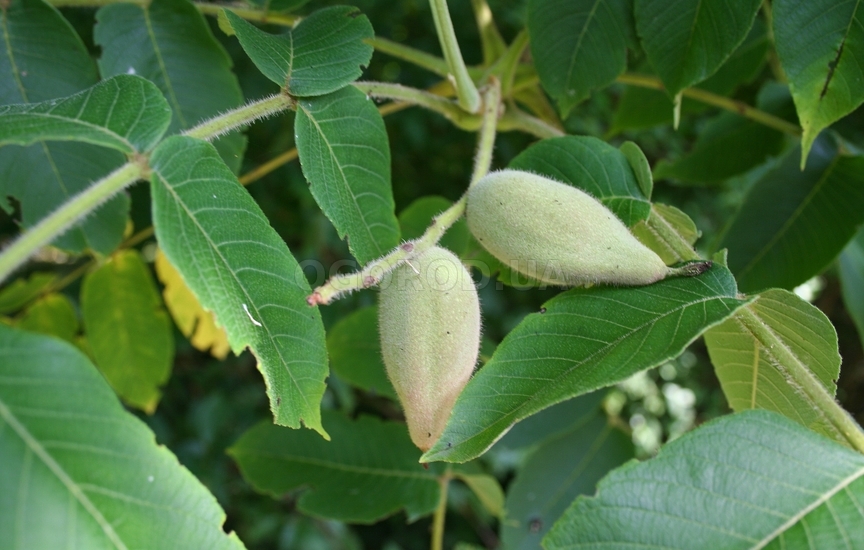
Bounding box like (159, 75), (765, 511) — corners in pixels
(308, 197), (467, 305)
(494, 30), (529, 98)
(184, 93), (295, 142)
(431, 472), (451, 550)
(310, 77), (507, 305)
(616, 73), (802, 136)
(470, 78), (501, 185)
(429, 0), (481, 113)
(354, 81), (481, 130)
(0, 161), (144, 284)
(736, 305), (864, 454)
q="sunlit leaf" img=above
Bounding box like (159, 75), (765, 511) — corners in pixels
(154, 250), (230, 360)
(81, 249), (174, 413)
(16, 293), (78, 345)
(0, 272), (55, 314)
(631, 203), (700, 264)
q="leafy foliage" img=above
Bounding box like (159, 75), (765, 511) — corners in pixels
(545, 410), (864, 549)
(150, 136), (328, 434)
(2, 0), (864, 548)
(225, 6), (374, 97)
(0, 326), (244, 550)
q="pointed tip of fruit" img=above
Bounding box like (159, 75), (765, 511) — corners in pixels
(667, 260), (712, 279)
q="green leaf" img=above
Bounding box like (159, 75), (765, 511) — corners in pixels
(149, 135), (328, 434)
(326, 305), (396, 401)
(295, 86), (399, 265)
(492, 391), (606, 452)
(0, 75), (171, 153)
(527, 0), (630, 117)
(16, 293), (79, 345)
(619, 141), (652, 199)
(654, 84), (790, 185)
(840, 226), (864, 348)
(774, 0), (864, 164)
(398, 196), (469, 256)
(0, 0), (128, 254)
(501, 399), (633, 550)
(610, 19), (768, 133)
(705, 289), (844, 446)
(454, 472), (504, 519)
(631, 203), (701, 265)
(544, 410), (864, 549)
(0, 326), (245, 549)
(0, 272), (55, 314)
(508, 136), (650, 227)
(94, 0), (246, 173)
(634, 0), (761, 96)
(81, 250), (174, 413)
(422, 264), (751, 463)
(229, 411), (444, 523)
(224, 6), (374, 96)
(720, 137), (864, 293)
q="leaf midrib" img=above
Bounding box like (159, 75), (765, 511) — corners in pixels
(0, 398), (127, 550)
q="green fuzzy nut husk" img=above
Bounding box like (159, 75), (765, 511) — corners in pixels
(378, 246), (481, 451)
(466, 169), (670, 286)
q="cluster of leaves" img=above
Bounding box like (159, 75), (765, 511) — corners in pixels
(1, 0), (864, 548)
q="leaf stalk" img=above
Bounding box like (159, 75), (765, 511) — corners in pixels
(0, 161), (143, 284)
(428, 0), (481, 113)
(735, 304), (864, 454)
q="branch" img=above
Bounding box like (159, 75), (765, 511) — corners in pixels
(470, 78), (502, 185)
(616, 73), (802, 137)
(184, 93), (295, 142)
(353, 81), (482, 130)
(0, 161), (144, 284)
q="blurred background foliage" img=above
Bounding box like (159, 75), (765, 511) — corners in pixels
(1, 0), (863, 548)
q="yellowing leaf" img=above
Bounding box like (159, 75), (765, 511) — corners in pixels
(154, 249), (230, 360)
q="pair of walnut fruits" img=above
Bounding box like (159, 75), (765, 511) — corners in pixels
(378, 169), (701, 451)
